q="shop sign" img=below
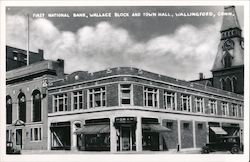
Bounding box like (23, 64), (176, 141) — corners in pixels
(115, 117), (137, 124)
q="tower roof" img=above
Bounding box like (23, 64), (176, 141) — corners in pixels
(220, 6), (241, 31)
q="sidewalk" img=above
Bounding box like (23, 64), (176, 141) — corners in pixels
(21, 148), (201, 154)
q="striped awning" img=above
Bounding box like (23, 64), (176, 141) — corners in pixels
(142, 124), (171, 132)
(210, 127), (228, 135)
(74, 124), (110, 135)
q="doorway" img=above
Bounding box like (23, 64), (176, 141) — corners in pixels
(117, 126), (136, 151)
(16, 129), (22, 149)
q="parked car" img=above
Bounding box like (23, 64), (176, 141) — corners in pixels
(201, 136), (242, 154)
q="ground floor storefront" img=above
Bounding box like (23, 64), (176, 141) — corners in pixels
(47, 109), (243, 153)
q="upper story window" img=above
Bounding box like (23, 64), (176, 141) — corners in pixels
(163, 91), (176, 110)
(88, 87), (106, 108)
(180, 94), (191, 112)
(32, 90), (42, 122)
(72, 91), (84, 110)
(6, 96), (12, 124)
(18, 92), (26, 122)
(221, 102), (228, 116)
(239, 105), (243, 118)
(53, 93), (68, 112)
(231, 104), (238, 117)
(120, 84), (132, 105)
(144, 87), (158, 107)
(208, 99), (217, 115)
(194, 97), (204, 113)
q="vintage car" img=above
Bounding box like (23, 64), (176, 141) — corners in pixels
(201, 136), (242, 154)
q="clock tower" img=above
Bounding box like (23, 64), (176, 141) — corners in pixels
(211, 6), (244, 94)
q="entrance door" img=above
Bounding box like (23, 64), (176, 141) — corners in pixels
(121, 127), (131, 151)
(16, 129), (22, 149)
(118, 126), (136, 151)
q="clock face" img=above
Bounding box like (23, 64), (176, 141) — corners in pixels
(223, 39), (234, 51)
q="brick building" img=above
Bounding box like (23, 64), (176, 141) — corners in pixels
(47, 67), (243, 152)
(6, 46), (44, 71)
(6, 59), (64, 151)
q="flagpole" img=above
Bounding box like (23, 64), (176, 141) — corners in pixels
(27, 14), (30, 66)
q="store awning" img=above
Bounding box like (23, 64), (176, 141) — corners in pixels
(142, 124), (171, 132)
(74, 124), (110, 135)
(210, 127), (228, 135)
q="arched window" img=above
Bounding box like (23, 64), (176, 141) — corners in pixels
(220, 79), (226, 90)
(223, 52), (232, 68)
(32, 90), (42, 122)
(18, 92), (26, 122)
(232, 77), (237, 93)
(225, 77), (232, 92)
(6, 96), (12, 124)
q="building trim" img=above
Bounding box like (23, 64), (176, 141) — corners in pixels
(48, 106), (243, 121)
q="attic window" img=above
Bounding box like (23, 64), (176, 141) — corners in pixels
(223, 51), (232, 68)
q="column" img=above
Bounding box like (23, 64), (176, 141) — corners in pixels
(206, 122), (209, 143)
(177, 119), (181, 151)
(192, 120), (196, 148)
(110, 117), (117, 153)
(158, 117), (163, 151)
(47, 122), (51, 150)
(136, 116), (142, 152)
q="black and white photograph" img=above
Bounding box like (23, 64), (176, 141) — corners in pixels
(0, 1), (249, 162)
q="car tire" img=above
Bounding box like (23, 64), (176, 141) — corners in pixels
(202, 148), (210, 154)
(230, 146), (240, 154)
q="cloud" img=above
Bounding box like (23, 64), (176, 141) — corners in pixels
(6, 15), (220, 80)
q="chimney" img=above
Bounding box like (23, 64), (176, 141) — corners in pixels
(199, 73), (204, 80)
(38, 49), (44, 60)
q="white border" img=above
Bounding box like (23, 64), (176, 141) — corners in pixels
(0, 1), (249, 162)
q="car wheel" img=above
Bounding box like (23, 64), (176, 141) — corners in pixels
(231, 146), (240, 154)
(202, 148), (210, 154)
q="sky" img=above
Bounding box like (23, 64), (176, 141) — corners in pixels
(6, 6), (244, 80)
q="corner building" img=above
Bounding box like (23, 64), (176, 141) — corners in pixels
(47, 67), (243, 152)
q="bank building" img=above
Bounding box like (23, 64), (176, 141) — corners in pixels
(6, 6), (244, 153)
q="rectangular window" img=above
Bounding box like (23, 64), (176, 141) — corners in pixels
(239, 105), (243, 117)
(6, 130), (12, 142)
(183, 123), (190, 129)
(30, 127), (42, 141)
(72, 91), (84, 110)
(53, 94), (68, 112)
(166, 122), (173, 130)
(208, 99), (217, 115)
(198, 123), (203, 130)
(231, 104), (238, 117)
(194, 97), (204, 113)
(164, 91), (176, 110)
(180, 94), (191, 112)
(144, 87), (158, 107)
(88, 87), (106, 108)
(120, 84), (132, 105)
(221, 102), (228, 116)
